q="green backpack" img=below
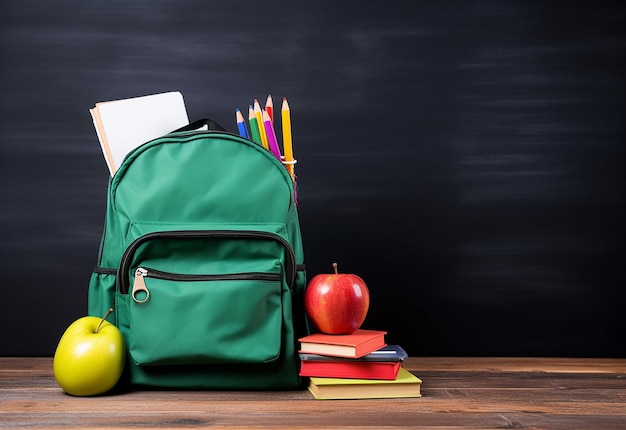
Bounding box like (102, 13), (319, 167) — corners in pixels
(87, 119), (308, 389)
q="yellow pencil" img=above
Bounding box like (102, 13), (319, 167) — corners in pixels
(253, 99), (269, 150)
(281, 97), (295, 179)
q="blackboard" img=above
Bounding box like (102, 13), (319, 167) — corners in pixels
(1, 1), (624, 357)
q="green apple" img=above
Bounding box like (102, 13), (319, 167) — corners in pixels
(53, 308), (125, 396)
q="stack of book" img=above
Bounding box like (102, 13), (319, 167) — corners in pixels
(298, 329), (422, 400)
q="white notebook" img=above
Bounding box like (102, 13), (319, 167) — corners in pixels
(90, 91), (189, 176)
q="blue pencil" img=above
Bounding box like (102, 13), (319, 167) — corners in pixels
(236, 108), (248, 138)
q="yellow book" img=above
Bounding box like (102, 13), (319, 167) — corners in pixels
(307, 367), (422, 400)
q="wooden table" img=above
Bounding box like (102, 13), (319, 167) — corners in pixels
(1, 357), (625, 429)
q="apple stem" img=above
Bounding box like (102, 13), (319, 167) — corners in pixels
(96, 308), (114, 334)
(332, 262), (338, 274)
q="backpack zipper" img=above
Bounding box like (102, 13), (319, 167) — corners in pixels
(118, 230), (296, 294)
(132, 266), (282, 304)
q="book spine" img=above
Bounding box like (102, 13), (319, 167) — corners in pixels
(300, 361), (401, 380)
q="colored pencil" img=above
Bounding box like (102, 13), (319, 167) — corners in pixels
(235, 108), (248, 138)
(253, 99), (269, 150)
(263, 109), (282, 161)
(281, 97), (295, 179)
(265, 94), (274, 123)
(248, 105), (262, 146)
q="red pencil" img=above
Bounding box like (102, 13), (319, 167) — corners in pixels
(265, 95), (274, 123)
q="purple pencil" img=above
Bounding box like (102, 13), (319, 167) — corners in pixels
(263, 109), (282, 161)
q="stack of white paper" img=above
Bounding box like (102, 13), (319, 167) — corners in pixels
(90, 91), (189, 176)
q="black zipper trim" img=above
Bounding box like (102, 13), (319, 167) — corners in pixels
(118, 230), (296, 294)
(138, 267), (281, 282)
(94, 266), (117, 275)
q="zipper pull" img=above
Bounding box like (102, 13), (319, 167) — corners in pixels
(132, 267), (150, 304)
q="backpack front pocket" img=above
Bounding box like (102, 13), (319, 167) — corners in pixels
(128, 265), (284, 366)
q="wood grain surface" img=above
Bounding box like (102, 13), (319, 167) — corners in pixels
(1, 357), (625, 429)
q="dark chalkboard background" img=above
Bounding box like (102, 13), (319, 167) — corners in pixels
(1, 1), (624, 357)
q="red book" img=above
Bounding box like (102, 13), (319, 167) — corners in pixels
(298, 329), (387, 358)
(300, 360), (402, 380)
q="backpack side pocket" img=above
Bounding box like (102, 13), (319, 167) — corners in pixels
(88, 267), (117, 320)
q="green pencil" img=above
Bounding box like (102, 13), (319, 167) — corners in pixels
(248, 105), (262, 146)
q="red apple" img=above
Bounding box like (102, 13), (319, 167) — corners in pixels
(305, 263), (370, 334)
